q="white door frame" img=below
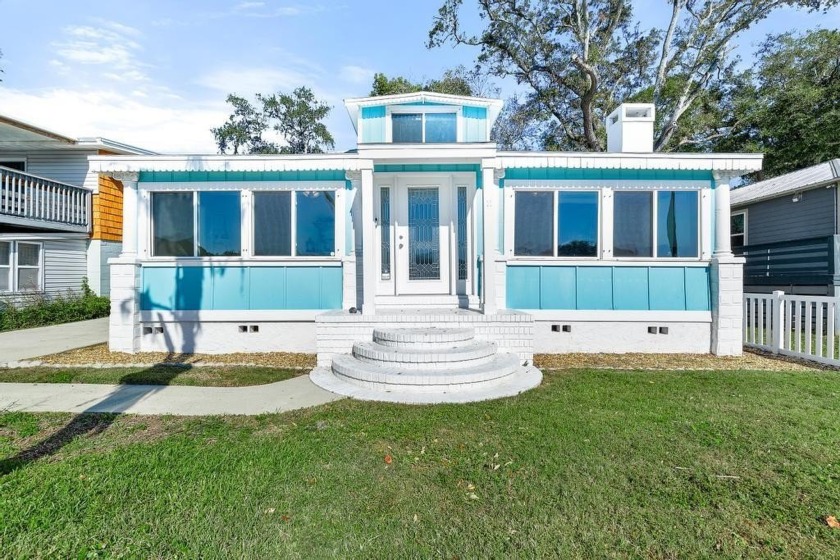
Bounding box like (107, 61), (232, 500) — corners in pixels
(394, 175), (452, 295)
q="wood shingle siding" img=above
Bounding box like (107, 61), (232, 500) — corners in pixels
(744, 186), (836, 245)
(92, 175), (123, 241)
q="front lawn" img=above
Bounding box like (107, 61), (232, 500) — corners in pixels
(0, 365), (300, 387)
(1, 369), (838, 558)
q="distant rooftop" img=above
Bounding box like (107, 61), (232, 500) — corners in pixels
(731, 159), (840, 207)
(0, 114), (156, 155)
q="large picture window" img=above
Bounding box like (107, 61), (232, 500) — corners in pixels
(0, 241), (42, 292)
(253, 190), (335, 257)
(614, 190), (699, 258)
(152, 192), (241, 257)
(514, 190), (599, 257)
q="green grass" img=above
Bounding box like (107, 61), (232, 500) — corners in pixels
(0, 365), (299, 387)
(1, 369), (839, 558)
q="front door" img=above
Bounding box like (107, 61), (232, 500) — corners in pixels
(395, 181), (452, 294)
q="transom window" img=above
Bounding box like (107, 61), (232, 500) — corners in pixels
(613, 190), (699, 258)
(0, 241), (43, 292)
(514, 191), (599, 257)
(391, 112), (457, 143)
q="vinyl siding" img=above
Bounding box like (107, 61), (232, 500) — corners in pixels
(2, 150), (98, 190)
(743, 186), (836, 245)
(43, 238), (88, 296)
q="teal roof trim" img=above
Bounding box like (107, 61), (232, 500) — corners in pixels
(503, 168), (714, 182)
(374, 163), (483, 188)
(139, 170), (348, 182)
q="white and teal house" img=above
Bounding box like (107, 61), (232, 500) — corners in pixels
(91, 92), (760, 400)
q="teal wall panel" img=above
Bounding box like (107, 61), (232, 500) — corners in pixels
(613, 267), (649, 310)
(540, 266), (576, 309)
(649, 268), (687, 310)
(506, 265), (710, 311)
(684, 267), (711, 311)
(140, 265), (342, 311)
(506, 266), (541, 309)
(577, 267), (613, 309)
(250, 267), (287, 310)
(463, 106), (488, 142)
(212, 267), (250, 310)
(360, 106), (386, 143)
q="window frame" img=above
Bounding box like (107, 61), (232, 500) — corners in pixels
(513, 189), (601, 259)
(0, 240), (44, 293)
(612, 187), (701, 261)
(0, 158), (27, 172)
(251, 189), (338, 258)
(731, 210), (747, 250)
(386, 105), (460, 144)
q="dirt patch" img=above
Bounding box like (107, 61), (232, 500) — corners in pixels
(534, 349), (825, 372)
(37, 344), (316, 369)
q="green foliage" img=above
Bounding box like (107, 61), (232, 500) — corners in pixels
(0, 279), (110, 332)
(211, 87), (334, 155)
(369, 66), (485, 97)
(716, 29), (840, 178)
(429, 0), (839, 152)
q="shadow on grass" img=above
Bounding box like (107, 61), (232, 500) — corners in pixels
(0, 359), (190, 476)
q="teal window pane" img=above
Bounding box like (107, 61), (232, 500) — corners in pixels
(425, 113), (457, 143)
(392, 114), (422, 143)
(198, 192), (241, 257)
(657, 191), (699, 258)
(152, 192), (194, 256)
(254, 192), (292, 256)
(558, 191), (598, 256)
(614, 191), (652, 257)
(515, 191), (554, 256)
(296, 191), (335, 256)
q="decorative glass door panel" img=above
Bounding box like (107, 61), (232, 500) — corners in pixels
(408, 188), (441, 280)
(394, 181), (451, 295)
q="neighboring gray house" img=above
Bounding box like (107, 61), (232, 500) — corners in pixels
(730, 159), (840, 295)
(0, 114), (154, 300)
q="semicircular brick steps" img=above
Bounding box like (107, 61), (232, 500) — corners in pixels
(310, 327), (542, 404)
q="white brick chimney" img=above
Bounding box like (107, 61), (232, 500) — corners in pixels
(606, 103), (655, 153)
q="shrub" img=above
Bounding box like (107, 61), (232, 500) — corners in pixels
(0, 278), (110, 332)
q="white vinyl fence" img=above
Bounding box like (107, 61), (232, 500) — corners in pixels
(744, 291), (840, 366)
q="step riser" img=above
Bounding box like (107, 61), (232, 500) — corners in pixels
(373, 339), (477, 349)
(372, 327), (475, 346)
(352, 354), (497, 370)
(332, 371), (516, 393)
(352, 341), (498, 365)
(330, 354), (521, 386)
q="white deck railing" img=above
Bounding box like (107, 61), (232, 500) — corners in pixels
(744, 291), (839, 366)
(0, 165), (91, 231)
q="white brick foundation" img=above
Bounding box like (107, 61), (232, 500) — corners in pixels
(108, 258), (141, 353)
(710, 256), (745, 356)
(316, 309), (534, 367)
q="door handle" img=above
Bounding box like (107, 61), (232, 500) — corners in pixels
(399, 244), (404, 249)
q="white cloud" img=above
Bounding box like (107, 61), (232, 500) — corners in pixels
(340, 65), (375, 86)
(51, 20), (149, 84)
(0, 87), (225, 154)
(196, 67), (318, 95)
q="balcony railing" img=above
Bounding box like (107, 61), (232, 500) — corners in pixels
(0, 165), (91, 232)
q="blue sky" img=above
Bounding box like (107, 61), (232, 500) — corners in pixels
(1, 0), (837, 153)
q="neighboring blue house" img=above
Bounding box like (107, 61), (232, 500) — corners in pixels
(91, 92), (761, 374)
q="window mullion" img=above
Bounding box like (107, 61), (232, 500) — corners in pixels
(553, 191), (558, 257)
(291, 191), (298, 257)
(652, 191), (658, 258)
(193, 192), (199, 257)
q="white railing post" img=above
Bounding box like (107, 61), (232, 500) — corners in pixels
(770, 290), (784, 354)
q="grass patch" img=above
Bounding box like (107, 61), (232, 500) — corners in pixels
(0, 369), (838, 557)
(0, 365), (300, 387)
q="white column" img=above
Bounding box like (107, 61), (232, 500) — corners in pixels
(713, 175), (732, 258)
(113, 172), (140, 258)
(360, 165), (377, 315)
(710, 172), (744, 356)
(481, 163), (499, 314)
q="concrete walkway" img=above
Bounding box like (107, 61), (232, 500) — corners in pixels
(0, 375), (344, 416)
(0, 318), (109, 363)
